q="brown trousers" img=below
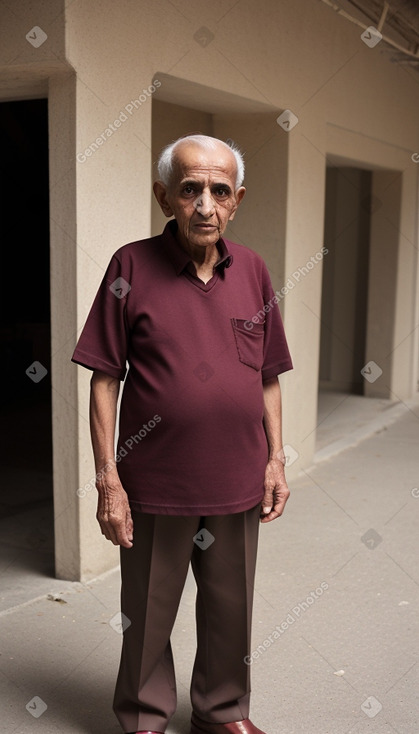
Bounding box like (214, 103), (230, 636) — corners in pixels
(113, 504), (261, 733)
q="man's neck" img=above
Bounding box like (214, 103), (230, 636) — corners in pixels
(176, 232), (220, 267)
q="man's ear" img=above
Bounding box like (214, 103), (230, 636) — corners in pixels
(228, 186), (246, 221)
(153, 181), (174, 217)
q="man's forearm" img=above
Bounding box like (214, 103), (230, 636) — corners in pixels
(90, 370), (120, 473)
(262, 376), (284, 461)
(261, 376), (290, 522)
(89, 370), (133, 547)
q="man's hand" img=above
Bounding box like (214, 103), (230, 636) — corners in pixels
(260, 458), (290, 523)
(96, 471), (134, 548)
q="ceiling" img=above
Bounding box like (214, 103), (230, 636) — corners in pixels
(320, 0), (419, 69)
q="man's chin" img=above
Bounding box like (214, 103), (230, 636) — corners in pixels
(189, 227), (220, 247)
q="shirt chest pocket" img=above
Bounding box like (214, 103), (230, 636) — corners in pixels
(231, 318), (265, 371)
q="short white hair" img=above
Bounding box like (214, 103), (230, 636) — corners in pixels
(157, 134), (245, 189)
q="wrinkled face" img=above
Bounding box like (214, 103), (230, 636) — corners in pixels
(154, 142), (245, 250)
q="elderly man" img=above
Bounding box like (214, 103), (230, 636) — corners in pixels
(72, 134), (293, 734)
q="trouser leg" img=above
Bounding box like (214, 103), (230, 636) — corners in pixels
(113, 512), (200, 733)
(190, 504), (261, 723)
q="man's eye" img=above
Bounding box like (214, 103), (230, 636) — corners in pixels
(214, 188), (229, 197)
(183, 185), (196, 195)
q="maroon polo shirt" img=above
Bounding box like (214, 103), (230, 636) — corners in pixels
(72, 220), (293, 515)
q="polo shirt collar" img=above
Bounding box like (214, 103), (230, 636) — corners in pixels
(162, 219), (233, 276)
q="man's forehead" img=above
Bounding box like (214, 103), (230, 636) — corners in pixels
(172, 143), (237, 183)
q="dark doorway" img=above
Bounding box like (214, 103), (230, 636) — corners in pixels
(319, 166), (371, 395)
(0, 99), (53, 602)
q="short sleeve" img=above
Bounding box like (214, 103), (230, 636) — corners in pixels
(71, 254), (130, 380)
(260, 263), (293, 381)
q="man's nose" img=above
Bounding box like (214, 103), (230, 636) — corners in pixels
(195, 191), (215, 216)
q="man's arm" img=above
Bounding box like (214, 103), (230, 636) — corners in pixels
(90, 370), (133, 548)
(260, 376), (290, 523)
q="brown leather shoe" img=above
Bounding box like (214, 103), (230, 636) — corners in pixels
(190, 713), (267, 734)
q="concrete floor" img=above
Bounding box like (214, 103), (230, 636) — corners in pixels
(1, 393), (419, 733)
(315, 392), (399, 451)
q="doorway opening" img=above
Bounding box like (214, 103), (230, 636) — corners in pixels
(0, 99), (53, 606)
(316, 163), (402, 450)
(317, 165), (375, 449)
(319, 166), (371, 395)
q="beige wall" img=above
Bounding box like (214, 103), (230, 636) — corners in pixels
(364, 171), (402, 398)
(1, 0), (418, 579)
